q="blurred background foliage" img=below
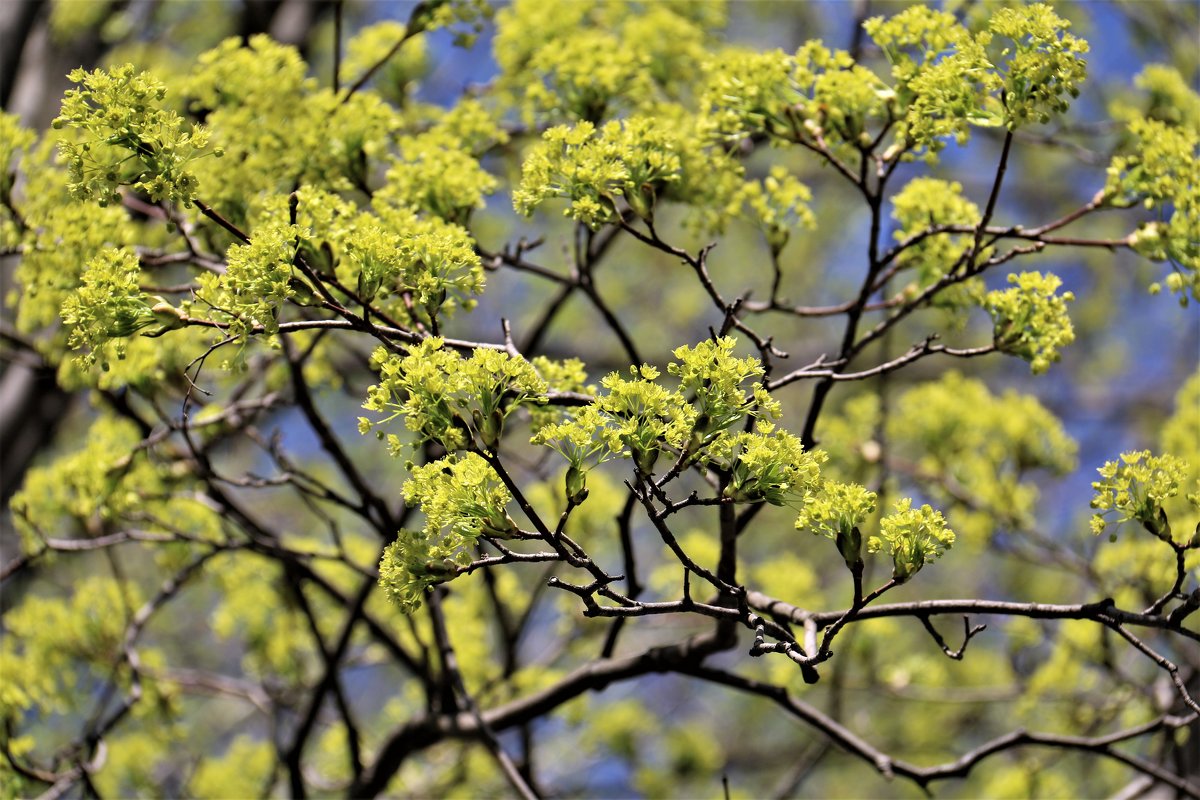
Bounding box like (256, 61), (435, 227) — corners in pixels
(1, 0), (1198, 797)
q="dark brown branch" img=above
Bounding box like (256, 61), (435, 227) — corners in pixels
(683, 665), (1200, 796)
(428, 591), (541, 800)
(281, 333), (394, 533)
(351, 629), (731, 797)
(769, 338), (995, 390)
(747, 592), (1200, 642)
(918, 615), (987, 660)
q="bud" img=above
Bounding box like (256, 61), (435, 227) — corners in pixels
(1128, 223), (1162, 251)
(633, 445), (659, 475)
(422, 559), (458, 577)
(150, 297), (186, 330)
(892, 557), (916, 583)
(565, 464), (589, 505)
(686, 413), (712, 456)
(287, 277), (319, 306)
(766, 226), (790, 257)
(481, 408), (504, 450)
(109, 309), (156, 337)
(836, 525), (863, 569)
(482, 511), (518, 539)
(627, 183), (655, 221)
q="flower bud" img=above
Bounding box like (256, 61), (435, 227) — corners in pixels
(150, 297), (186, 330)
(565, 465), (589, 505)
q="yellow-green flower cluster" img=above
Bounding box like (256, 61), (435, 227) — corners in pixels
(737, 166), (816, 256)
(186, 34), (311, 111)
(1091, 377), (1200, 602)
(526, 29), (654, 123)
(532, 359), (589, 400)
(1111, 64), (1200, 130)
(700, 37), (896, 157)
(796, 480), (878, 567)
(379, 452), (513, 612)
(984, 271), (1076, 374)
(796, 41), (893, 149)
(256, 187), (484, 328)
(9, 416), (158, 551)
(194, 220), (301, 341)
(891, 372), (1077, 479)
(379, 136), (498, 224)
(5, 121), (217, 388)
(1107, 110), (1199, 303)
(5, 127), (139, 339)
(493, 0), (596, 84)
(987, 4), (1089, 126)
(668, 336), (779, 451)
(713, 422), (825, 507)
(597, 365), (695, 474)
(699, 48), (803, 143)
(888, 8), (991, 145)
(362, 339), (548, 452)
(532, 406), (621, 503)
(510, 100), (770, 239)
(494, 0), (717, 122)
(2, 577), (142, 722)
(431, 98), (512, 154)
(378, 209), (483, 322)
(870, 498), (955, 581)
(534, 363), (691, 477)
(891, 177), (986, 309)
(621, 6), (710, 93)
(60, 248), (155, 369)
(376, 99), (508, 223)
(260, 192), (484, 328)
(866, 6), (969, 88)
(53, 63), (218, 206)
(1108, 118), (1199, 205)
(15, 195), (133, 331)
(184, 36), (400, 219)
(533, 341), (820, 504)
(1162, 376), (1200, 535)
(534, 341), (792, 498)
(1090, 451), (1196, 541)
(654, 104), (750, 236)
(872, 4), (1087, 151)
(265, 186), (357, 275)
(514, 118), (682, 228)
(344, 206), (484, 316)
(405, 453), (516, 540)
(703, 3), (1088, 162)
